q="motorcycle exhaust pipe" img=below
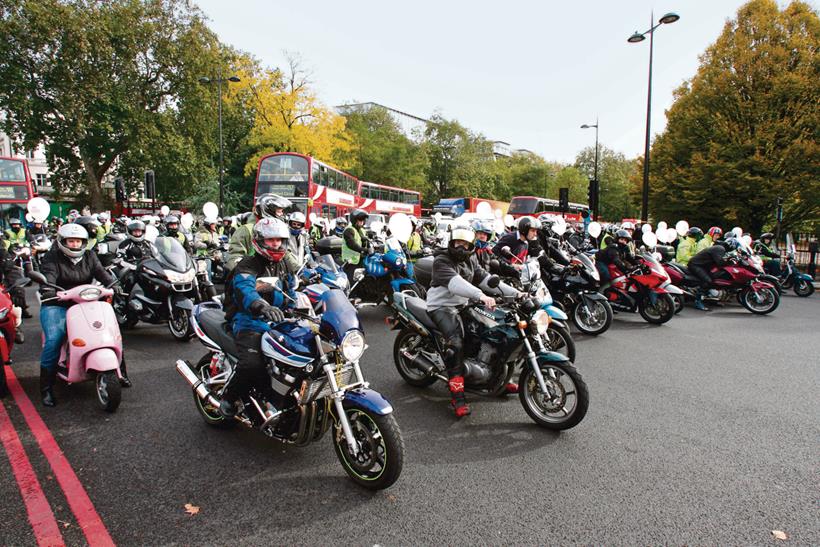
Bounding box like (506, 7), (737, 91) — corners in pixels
(401, 349), (437, 375)
(175, 360), (221, 408)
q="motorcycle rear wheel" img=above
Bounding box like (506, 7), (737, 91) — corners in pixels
(193, 353), (235, 429)
(393, 329), (437, 387)
(794, 279), (814, 297)
(638, 294), (675, 324)
(518, 361), (588, 430)
(542, 324), (576, 363)
(672, 294), (684, 314)
(740, 287), (780, 314)
(571, 298), (612, 336)
(96, 371), (121, 413)
(332, 407), (404, 490)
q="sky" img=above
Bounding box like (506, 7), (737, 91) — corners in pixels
(194, 0), (789, 164)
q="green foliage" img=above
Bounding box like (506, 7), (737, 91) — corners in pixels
(649, 0), (820, 234)
(575, 146), (641, 220)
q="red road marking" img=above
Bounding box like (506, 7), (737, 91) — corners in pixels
(6, 368), (115, 547)
(0, 398), (66, 547)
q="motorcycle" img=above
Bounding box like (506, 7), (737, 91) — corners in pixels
(27, 270), (125, 412)
(209, 235), (230, 284)
(389, 287), (588, 430)
(95, 232), (127, 269)
(348, 235), (425, 306)
(29, 234), (52, 272)
(112, 236), (198, 341)
(711, 247), (780, 314)
(302, 255), (350, 313)
(177, 282), (404, 490)
(0, 278), (27, 398)
(778, 243), (814, 297)
(544, 250), (613, 336)
(603, 252), (679, 325)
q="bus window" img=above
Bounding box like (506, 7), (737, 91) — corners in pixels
(258, 155), (308, 182)
(312, 161), (320, 185)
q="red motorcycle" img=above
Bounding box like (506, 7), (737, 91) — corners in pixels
(0, 278), (28, 398)
(604, 253), (678, 324)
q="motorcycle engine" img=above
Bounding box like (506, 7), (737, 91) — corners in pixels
(463, 342), (497, 385)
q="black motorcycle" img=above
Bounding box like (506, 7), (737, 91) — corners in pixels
(545, 252), (613, 336)
(112, 236), (197, 341)
(389, 288), (588, 430)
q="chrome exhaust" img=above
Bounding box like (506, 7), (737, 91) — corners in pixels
(175, 359), (221, 408)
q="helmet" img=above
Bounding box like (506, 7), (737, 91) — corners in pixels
(448, 224), (476, 262)
(73, 215), (100, 239)
(759, 232), (774, 243)
(254, 193), (292, 219)
(67, 209), (80, 222)
(203, 216), (218, 225)
(517, 216), (541, 235)
(720, 238), (740, 251)
(408, 215), (418, 228)
(164, 214), (180, 225)
(127, 220), (146, 242)
(724, 231), (736, 240)
(615, 229), (631, 247)
(350, 209), (368, 224)
(686, 227), (703, 240)
(252, 218), (290, 262)
(621, 221), (635, 231)
(57, 223), (89, 259)
(707, 226), (722, 239)
(287, 211), (306, 226)
(335, 217), (348, 230)
(97, 212), (109, 224)
(472, 218), (495, 235)
(9, 217), (22, 227)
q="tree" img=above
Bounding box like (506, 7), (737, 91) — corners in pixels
(648, 0), (820, 234)
(0, 0), (222, 210)
(575, 146), (641, 220)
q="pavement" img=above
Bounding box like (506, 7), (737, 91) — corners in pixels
(1, 287), (818, 545)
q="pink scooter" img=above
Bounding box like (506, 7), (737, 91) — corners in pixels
(29, 271), (124, 412)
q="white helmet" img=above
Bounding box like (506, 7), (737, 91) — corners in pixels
(141, 214), (154, 225)
(287, 211), (306, 225)
(97, 212), (110, 223)
(622, 221), (635, 231)
(57, 223), (89, 259)
(203, 217), (218, 225)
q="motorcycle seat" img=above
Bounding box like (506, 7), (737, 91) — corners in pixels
(197, 308), (238, 356)
(404, 296), (438, 332)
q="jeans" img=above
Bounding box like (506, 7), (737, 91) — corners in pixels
(596, 260), (611, 284)
(40, 305), (67, 371)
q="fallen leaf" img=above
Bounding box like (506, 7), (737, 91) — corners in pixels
(386, 494), (396, 503)
(184, 503), (200, 516)
(58, 520), (71, 529)
(772, 530), (788, 540)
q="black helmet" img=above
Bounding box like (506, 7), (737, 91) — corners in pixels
(127, 220), (146, 242)
(759, 232), (774, 242)
(73, 215), (100, 239)
(517, 216), (541, 236)
(615, 229), (631, 247)
(254, 193), (292, 219)
(350, 209), (368, 223)
(686, 227), (703, 239)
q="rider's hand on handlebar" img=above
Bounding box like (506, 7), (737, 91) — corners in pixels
(260, 305), (285, 323)
(480, 295), (497, 309)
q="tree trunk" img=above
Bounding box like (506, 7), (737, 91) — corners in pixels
(81, 155), (105, 211)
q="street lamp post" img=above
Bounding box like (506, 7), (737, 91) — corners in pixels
(628, 11), (679, 223)
(581, 119), (599, 219)
(199, 67), (240, 213)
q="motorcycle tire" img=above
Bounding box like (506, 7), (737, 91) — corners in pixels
(332, 406), (404, 490)
(638, 294), (675, 325)
(95, 371), (121, 413)
(392, 329), (437, 387)
(542, 324), (576, 363)
(673, 294), (684, 314)
(740, 287), (780, 315)
(193, 353), (235, 429)
(794, 279), (814, 297)
(571, 299), (612, 336)
(518, 360), (588, 430)
(168, 309), (194, 342)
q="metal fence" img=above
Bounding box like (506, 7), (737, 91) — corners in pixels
(779, 233), (818, 277)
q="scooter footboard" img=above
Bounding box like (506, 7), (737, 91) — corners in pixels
(84, 348), (121, 377)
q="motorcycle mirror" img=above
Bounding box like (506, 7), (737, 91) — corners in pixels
(501, 246), (513, 257)
(27, 270), (47, 285)
(487, 275), (500, 289)
(489, 259), (501, 274)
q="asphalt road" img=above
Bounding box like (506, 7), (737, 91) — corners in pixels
(1, 287), (818, 545)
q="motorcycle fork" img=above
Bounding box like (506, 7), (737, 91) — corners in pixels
(519, 325), (550, 396)
(325, 363), (359, 456)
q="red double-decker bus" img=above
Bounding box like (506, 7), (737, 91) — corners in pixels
(508, 196), (589, 222)
(0, 157), (36, 229)
(255, 152), (358, 219)
(357, 181), (421, 217)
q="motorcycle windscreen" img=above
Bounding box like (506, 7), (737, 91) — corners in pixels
(319, 289), (362, 344)
(153, 236), (192, 273)
(316, 254), (338, 273)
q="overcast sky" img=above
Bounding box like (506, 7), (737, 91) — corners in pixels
(195, 0), (786, 164)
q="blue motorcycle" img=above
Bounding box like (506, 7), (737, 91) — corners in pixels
(348, 237), (425, 306)
(778, 246), (814, 297)
(178, 283), (404, 490)
(301, 255), (350, 312)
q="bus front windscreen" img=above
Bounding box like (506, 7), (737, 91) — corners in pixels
(0, 159), (27, 182)
(257, 155), (310, 198)
(508, 197), (538, 215)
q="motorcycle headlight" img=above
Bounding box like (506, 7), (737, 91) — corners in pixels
(80, 287), (102, 301)
(532, 309), (550, 335)
(340, 330), (365, 362)
(165, 269), (196, 283)
(196, 260), (208, 273)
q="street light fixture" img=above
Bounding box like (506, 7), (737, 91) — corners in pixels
(581, 120), (599, 220)
(628, 11), (679, 223)
(198, 68), (241, 212)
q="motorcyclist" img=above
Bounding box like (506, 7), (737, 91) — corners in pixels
(333, 217), (348, 238)
(621, 221), (638, 254)
(492, 216), (540, 267)
(72, 215), (101, 251)
(534, 215), (571, 275)
(221, 217), (235, 238)
(227, 194), (292, 270)
(112, 216), (129, 234)
(696, 226), (722, 253)
(341, 209), (370, 282)
(405, 216), (424, 262)
(567, 222), (585, 250)
(285, 211), (311, 273)
(427, 223), (520, 417)
(4, 218), (27, 250)
(471, 218), (500, 271)
(675, 227), (703, 266)
(220, 218), (295, 418)
(96, 212), (111, 239)
(116, 220), (153, 295)
(26, 220), (49, 242)
(594, 229), (637, 285)
(600, 224), (617, 249)
(421, 218), (438, 246)
(754, 232), (781, 276)
(687, 238), (737, 311)
(163, 215), (190, 252)
(309, 217), (324, 247)
(38, 224), (121, 405)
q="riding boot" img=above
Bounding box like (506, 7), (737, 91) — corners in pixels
(40, 368), (57, 407)
(448, 376), (471, 418)
(119, 358), (132, 388)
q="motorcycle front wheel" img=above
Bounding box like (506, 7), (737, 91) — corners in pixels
(638, 293), (675, 324)
(740, 287), (780, 314)
(571, 298), (612, 336)
(332, 406), (404, 490)
(96, 371), (121, 413)
(518, 361), (588, 430)
(794, 279), (814, 297)
(168, 309), (194, 342)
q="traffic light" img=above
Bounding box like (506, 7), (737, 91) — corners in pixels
(558, 187), (569, 212)
(144, 170), (155, 200)
(114, 177), (126, 203)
